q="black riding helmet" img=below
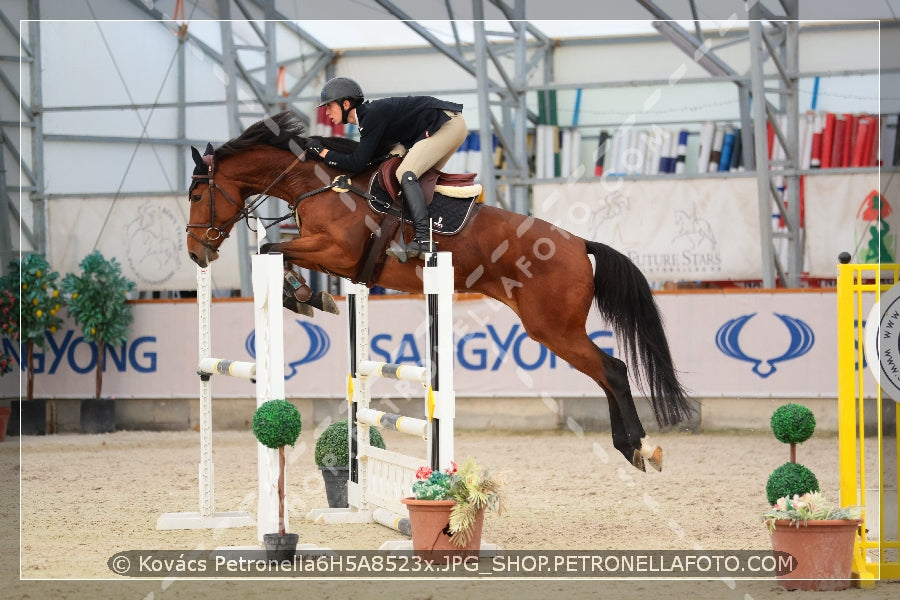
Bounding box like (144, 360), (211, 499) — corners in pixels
(317, 77), (364, 124)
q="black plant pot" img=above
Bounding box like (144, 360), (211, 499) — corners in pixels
(9, 400), (47, 436)
(263, 532), (299, 562)
(80, 398), (116, 434)
(320, 466), (349, 508)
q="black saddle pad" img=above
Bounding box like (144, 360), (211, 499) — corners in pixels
(368, 178), (481, 236)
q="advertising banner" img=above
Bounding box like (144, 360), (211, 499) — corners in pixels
(533, 178), (763, 282)
(0, 290), (871, 401)
(804, 172), (895, 277)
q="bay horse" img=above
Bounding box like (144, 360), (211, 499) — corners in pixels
(185, 111), (692, 472)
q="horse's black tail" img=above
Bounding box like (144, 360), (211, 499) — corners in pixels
(585, 240), (693, 428)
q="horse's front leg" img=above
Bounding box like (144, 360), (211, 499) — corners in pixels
(259, 240), (340, 317)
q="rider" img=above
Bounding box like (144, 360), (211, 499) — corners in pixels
(305, 77), (467, 262)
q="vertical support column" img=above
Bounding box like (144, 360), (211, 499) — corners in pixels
(424, 252), (455, 472)
(748, 20), (776, 289)
(253, 252), (286, 542)
(347, 282), (371, 511)
(836, 262), (857, 512)
(347, 288), (359, 489)
(197, 266), (213, 518)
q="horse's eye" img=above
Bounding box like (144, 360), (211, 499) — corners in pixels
(191, 194), (201, 203)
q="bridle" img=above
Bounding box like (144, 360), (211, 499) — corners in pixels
(185, 149), (306, 253)
(185, 143), (378, 255)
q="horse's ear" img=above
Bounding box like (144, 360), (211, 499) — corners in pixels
(191, 146), (204, 167)
(204, 142), (214, 156)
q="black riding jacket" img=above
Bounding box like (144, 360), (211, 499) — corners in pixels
(323, 95), (463, 173)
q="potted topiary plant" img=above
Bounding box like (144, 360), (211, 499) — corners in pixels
(765, 403), (820, 504)
(3, 255), (63, 435)
(314, 419), (386, 508)
(61, 251), (135, 433)
(762, 403), (861, 591)
(252, 398), (302, 561)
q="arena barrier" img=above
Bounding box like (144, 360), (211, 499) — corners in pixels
(157, 251), (286, 544)
(837, 260), (900, 583)
(307, 252), (456, 536)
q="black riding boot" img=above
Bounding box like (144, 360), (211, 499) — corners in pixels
(387, 171), (434, 263)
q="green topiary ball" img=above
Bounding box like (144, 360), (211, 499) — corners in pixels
(766, 462), (820, 505)
(314, 419), (386, 468)
(252, 399), (302, 449)
(770, 403), (816, 445)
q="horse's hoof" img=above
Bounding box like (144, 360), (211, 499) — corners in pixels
(314, 292), (340, 315)
(284, 297), (315, 318)
(647, 446), (663, 472)
(296, 303), (315, 318)
(631, 450), (646, 472)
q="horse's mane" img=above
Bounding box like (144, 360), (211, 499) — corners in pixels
(215, 110), (360, 158)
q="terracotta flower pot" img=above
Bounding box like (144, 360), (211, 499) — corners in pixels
(768, 519), (862, 591)
(0, 407), (10, 442)
(401, 497), (485, 562)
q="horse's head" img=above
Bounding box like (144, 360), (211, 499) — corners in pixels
(185, 143), (248, 267)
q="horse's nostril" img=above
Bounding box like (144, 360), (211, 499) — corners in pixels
(189, 252), (198, 264)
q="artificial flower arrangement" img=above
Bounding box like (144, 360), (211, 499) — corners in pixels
(411, 457), (505, 547)
(762, 491), (861, 532)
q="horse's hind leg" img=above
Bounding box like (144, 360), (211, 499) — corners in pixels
(519, 306), (662, 471)
(602, 354), (663, 472)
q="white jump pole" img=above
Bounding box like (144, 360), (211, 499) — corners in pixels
(252, 251), (287, 543)
(426, 251), (455, 472)
(156, 265), (254, 530)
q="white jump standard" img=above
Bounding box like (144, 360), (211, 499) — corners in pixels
(156, 252), (288, 544)
(308, 251), (456, 538)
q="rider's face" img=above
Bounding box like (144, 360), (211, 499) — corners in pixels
(323, 101), (343, 125)
(322, 100), (356, 125)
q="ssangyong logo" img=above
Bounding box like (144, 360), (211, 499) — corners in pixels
(715, 313), (814, 378)
(245, 319), (331, 380)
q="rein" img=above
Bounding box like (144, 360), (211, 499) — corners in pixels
(253, 174), (375, 232)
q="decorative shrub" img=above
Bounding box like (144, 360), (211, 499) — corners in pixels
(3, 255), (63, 399)
(766, 462), (820, 505)
(0, 288), (15, 376)
(61, 251), (136, 399)
(252, 399), (302, 449)
(314, 419), (385, 468)
(770, 403), (816, 445)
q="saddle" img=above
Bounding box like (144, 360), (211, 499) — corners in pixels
(375, 156), (481, 207)
(352, 157), (483, 288)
